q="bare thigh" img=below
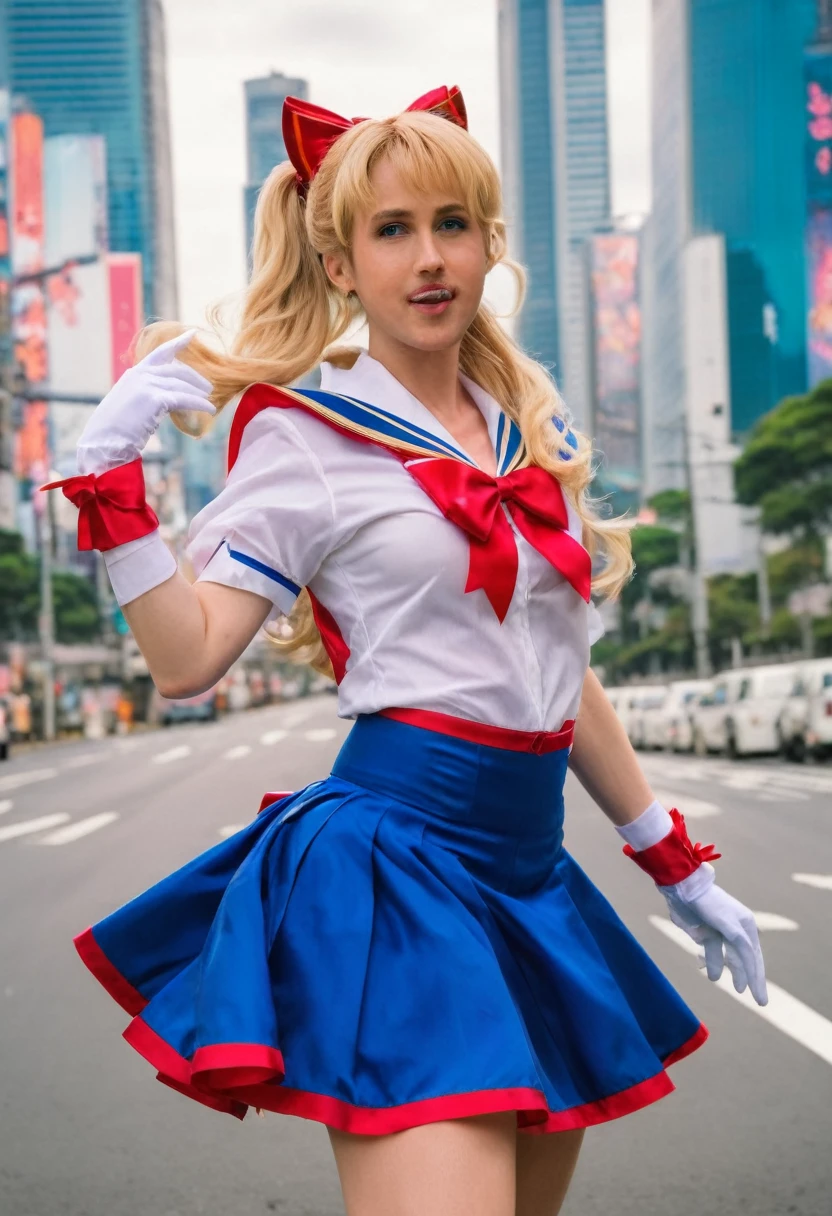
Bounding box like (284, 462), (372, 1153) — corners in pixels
(515, 1128), (585, 1216)
(327, 1112), (517, 1216)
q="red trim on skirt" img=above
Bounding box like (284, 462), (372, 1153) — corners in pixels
(378, 707), (575, 754)
(74, 926), (147, 1017)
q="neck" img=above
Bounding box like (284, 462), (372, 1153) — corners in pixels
(367, 332), (466, 422)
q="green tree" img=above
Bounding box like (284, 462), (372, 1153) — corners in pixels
(0, 529), (101, 643)
(734, 383), (832, 537)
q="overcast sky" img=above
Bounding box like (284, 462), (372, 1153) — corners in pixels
(163, 0), (650, 326)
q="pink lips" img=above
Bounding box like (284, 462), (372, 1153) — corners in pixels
(408, 284), (455, 315)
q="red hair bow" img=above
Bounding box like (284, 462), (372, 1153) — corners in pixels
(283, 85), (468, 194)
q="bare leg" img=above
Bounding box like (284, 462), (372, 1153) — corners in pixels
(515, 1128), (584, 1216)
(327, 1112), (518, 1216)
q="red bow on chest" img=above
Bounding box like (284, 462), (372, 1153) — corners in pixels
(406, 459), (592, 621)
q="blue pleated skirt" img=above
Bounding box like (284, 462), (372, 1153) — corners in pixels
(76, 713), (706, 1134)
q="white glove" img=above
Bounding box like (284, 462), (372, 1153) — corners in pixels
(77, 330), (215, 476)
(617, 800), (768, 1007)
(662, 877), (769, 1006)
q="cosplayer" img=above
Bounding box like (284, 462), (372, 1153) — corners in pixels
(45, 87), (767, 1216)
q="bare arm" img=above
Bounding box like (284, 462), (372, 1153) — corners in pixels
(123, 571), (273, 700)
(568, 668), (655, 827)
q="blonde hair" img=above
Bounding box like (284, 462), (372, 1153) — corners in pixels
(135, 107), (632, 676)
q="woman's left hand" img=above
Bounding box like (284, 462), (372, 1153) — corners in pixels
(661, 881), (768, 1006)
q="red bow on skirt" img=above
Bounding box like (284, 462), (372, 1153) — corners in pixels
(406, 460), (592, 622)
(40, 458), (159, 551)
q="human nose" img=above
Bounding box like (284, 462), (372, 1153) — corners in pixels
(412, 226), (445, 275)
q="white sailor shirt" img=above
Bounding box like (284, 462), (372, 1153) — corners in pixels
(186, 350), (603, 733)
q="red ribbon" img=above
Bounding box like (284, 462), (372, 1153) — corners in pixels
(405, 460), (592, 621)
(40, 457), (159, 552)
(623, 808), (722, 886)
(283, 85), (468, 193)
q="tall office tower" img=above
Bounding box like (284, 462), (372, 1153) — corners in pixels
(498, 0), (611, 428)
(4, 0), (179, 319)
(643, 0), (816, 494)
(244, 72), (308, 266)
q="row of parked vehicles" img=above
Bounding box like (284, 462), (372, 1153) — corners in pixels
(607, 656), (832, 761)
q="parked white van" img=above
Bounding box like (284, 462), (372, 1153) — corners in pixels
(692, 664), (797, 758)
(643, 679), (714, 752)
(622, 686), (667, 749)
(777, 657), (832, 761)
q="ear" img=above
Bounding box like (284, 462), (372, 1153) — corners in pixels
(323, 251), (355, 295)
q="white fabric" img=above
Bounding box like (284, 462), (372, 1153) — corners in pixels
(104, 530), (178, 606)
(615, 799), (673, 852)
(76, 330), (215, 476)
(187, 350), (598, 732)
(662, 882), (768, 1006)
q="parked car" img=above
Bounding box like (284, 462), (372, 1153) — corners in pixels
(692, 664), (797, 758)
(643, 679), (714, 751)
(777, 658), (832, 761)
(621, 686), (667, 749)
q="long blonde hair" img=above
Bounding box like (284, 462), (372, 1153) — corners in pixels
(135, 106), (632, 675)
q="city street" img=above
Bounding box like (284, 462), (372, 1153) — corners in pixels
(1, 696), (830, 1216)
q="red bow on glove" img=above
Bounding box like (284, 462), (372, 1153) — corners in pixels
(283, 85), (468, 193)
(623, 808), (722, 886)
(40, 458), (159, 552)
(406, 460), (592, 622)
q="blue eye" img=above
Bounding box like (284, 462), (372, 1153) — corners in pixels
(379, 223), (405, 238)
(439, 217), (467, 231)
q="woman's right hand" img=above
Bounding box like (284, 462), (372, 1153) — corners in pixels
(76, 330), (216, 476)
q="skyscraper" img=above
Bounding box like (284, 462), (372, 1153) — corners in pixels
(498, 0), (611, 427)
(643, 0), (816, 493)
(244, 72), (308, 265)
(3, 0), (178, 320)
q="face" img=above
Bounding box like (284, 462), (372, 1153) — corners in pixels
(325, 157), (490, 357)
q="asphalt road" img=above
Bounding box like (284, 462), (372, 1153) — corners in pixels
(1, 696), (830, 1216)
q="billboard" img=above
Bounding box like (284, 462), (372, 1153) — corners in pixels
(44, 134), (108, 266)
(805, 47), (832, 386)
(806, 208), (832, 384)
(588, 232), (642, 507)
(10, 112), (49, 480)
(108, 253), (143, 384)
(805, 49), (832, 206)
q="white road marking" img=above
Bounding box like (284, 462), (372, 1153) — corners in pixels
(223, 744), (252, 760)
(0, 813), (70, 843)
(0, 768), (58, 792)
(37, 812), (119, 845)
(218, 824), (246, 838)
(152, 745), (192, 764)
(751, 912), (799, 931)
(278, 703), (322, 729)
(0, 800), (13, 815)
(64, 753), (105, 769)
(304, 728), (337, 743)
(650, 916), (832, 1066)
(260, 729), (288, 746)
(653, 792), (721, 818)
(792, 873), (832, 891)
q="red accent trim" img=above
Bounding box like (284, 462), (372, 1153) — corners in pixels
(73, 926), (147, 1017)
(258, 791), (293, 814)
(624, 809), (722, 885)
(308, 591), (350, 683)
(41, 457), (159, 552)
(379, 707), (574, 754)
(117, 1016), (708, 1132)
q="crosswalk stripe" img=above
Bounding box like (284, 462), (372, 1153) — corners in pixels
(650, 915), (832, 1066)
(37, 813), (119, 845)
(304, 728), (337, 742)
(792, 873), (832, 891)
(260, 729), (288, 745)
(64, 754), (106, 770)
(223, 745), (251, 760)
(0, 768), (58, 792)
(152, 745), (192, 764)
(0, 813), (70, 843)
(0, 799), (13, 815)
(653, 792), (720, 818)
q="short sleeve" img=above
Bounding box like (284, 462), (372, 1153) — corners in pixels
(186, 408), (335, 619)
(587, 600), (606, 646)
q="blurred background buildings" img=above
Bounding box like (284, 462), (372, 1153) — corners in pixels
(244, 71), (308, 265)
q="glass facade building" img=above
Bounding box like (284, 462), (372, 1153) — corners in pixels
(498, 0), (610, 426)
(244, 72), (308, 265)
(3, 0), (178, 319)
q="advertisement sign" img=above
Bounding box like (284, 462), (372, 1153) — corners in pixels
(806, 208), (832, 384)
(805, 49), (832, 206)
(108, 253), (143, 384)
(0, 90), (11, 387)
(10, 112), (49, 479)
(44, 134), (108, 266)
(588, 233), (642, 503)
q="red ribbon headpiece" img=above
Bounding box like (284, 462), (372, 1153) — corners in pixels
(40, 457), (159, 552)
(283, 85), (468, 194)
(405, 460), (592, 622)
